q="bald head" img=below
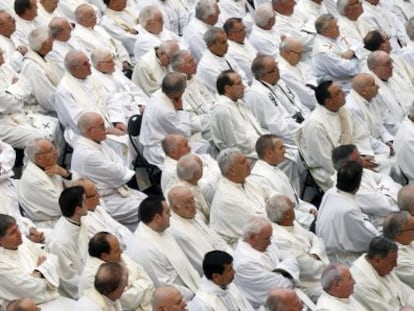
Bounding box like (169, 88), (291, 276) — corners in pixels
(367, 50), (393, 81)
(398, 185), (414, 216)
(351, 73), (378, 101)
(266, 288), (302, 311)
(161, 134), (191, 160)
(48, 17), (71, 41)
(152, 287), (186, 311)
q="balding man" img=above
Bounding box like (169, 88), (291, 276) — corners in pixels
(71, 112), (146, 231)
(383, 211), (414, 289)
(316, 263), (365, 310)
(168, 186), (231, 275)
(21, 26), (60, 114)
(278, 37), (318, 110)
(398, 185), (414, 215)
(152, 287), (186, 311)
(266, 288), (303, 311)
(248, 4), (280, 59)
(76, 262), (128, 310)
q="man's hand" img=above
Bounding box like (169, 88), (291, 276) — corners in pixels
(361, 155), (379, 171)
(16, 45), (27, 55)
(309, 208), (318, 217)
(29, 228), (45, 244)
(341, 50), (355, 59)
(44, 164), (68, 177)
(37, 255), (47, 266)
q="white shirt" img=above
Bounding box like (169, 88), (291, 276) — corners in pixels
(182, 18), (210, 63)
(226, 39), (257, 83)
(315, 291), (367, 311)
(249, 25), (281, 59)
(395, 117), (414, 183)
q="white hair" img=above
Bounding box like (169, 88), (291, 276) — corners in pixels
(254, 4), (274, 28)
(176, 154), (202, 181)
(265, 194), (293, 223)
(29, 26), (49, 51)
(242, 216), (271, 240)
(139, 5), (160, 27)
(90, 47), (112, 68)
(216, 148), (243, 176)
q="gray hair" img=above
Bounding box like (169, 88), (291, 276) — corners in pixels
(216, 147), (243, 176)
(251, 55), (272, 79)
(203, 26), (224, 46)
(321, 263), (348, 291)
(279, 37), (303, 54)
(176, 154), (202, 181)
(64, 49), (88, 71)
(77, 112), (101, 135)
(406, 17), (414, 41)
(161, 72), (187, 95)
(25, 138), (49, 162)
(90, 47), (113, 68)
(159, 39), (180, 56)
(398, 185), (414, 215)
(254, 4), (274, 28)
(195, 0), (217, 21)
(242, 216), (271, 240)
(367, 50), (388, 71)
(161, 134), (185, 155)
(48, 17), (68, 38)
(337, 0), (351, 15)
(29, 26), (49, 51)
(167, 185), (192, 208)
(266, 194), (293, 224)
(74, 3), (95, 24)
(170, 50), (190, 70)
(383, 211), (412, 240)
(315, 13), (336, 34)
(139, 5), (160, 27)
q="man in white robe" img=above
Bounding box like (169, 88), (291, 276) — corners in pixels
(13, 0), (42, 47)
(383, 211), (414, 289)
(210, 70), (266, 158)
(99, 0), (139, 58)
(131, 40), (178, 96)
(73, 3), (132, 73)
(312, 14), (360, 91)
(79, 232), (154, 310)
(168, 186), (232, 274)
(248, 134), (317, 229)
(296, 80), (353, 191)
(395, 109), (414, 183)
(182, 0), (220, 63)
(316, 161), (379, 265)
(74, 179), (133, 248)
(188, 250), (254, 310)
(316, 263), (366, 310)
(210, 148), (266, 247)
(75, 262), (127, 311)
(295, 0), (328, 32)
(233, 217), (307, 310)
(0, 10), (27, 72)
(0, 214), (74, 309)
(196, 27), (248, 93)
(71, 112), (147, 231)
(126, 196), (201, 301)
(140, 72), (206, 168)
(37, 0), (63, 25)
(17, 138), (80, 228)
(350, 236), (414, 310)
(160, 134), (220, 205)
(279, 37), (318, 110)
(21, 26), (60, 114)
(266, 194), (329, 301)
(171, 50), (217, 142)
(91, 47), (147, 121)
(219, 0), (253, 33)
(46, 186), (89, 299)
(0, 50), (57, 148)
(249, 4), (280, 59)
(223, 17), (257, 84)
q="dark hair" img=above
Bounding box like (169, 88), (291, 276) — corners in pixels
(0, 214), (16, 238)
(364, 30), (384, 52)
(366, 236), (398, 259)
(315, 80), (333, 106)
(138, 195), (166, 224)
(203, 250), (233, 280)
(58, 186), (85, 217)
(94, 262), (125, 296)
(223, 17), (243, 35)
(256, 134), (278, 159)
(336, 160), (362, 193)
(14, 0), (32, 16)
(216, 69), (236, 95)
(89, 232), (112, 258)
(331, 144), (357, 171)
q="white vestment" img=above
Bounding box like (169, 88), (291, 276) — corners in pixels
(140, 89), (203, 168)
(75, 288), (122, 311)
(13, 16), (41, 47)
(271, 222), (329, 301)
(350, 254), (414, 310)
(295, 0), (327, 32)
(337, 15), (371, 50)
(210, 177), (266, 247)
(126, 223), (201, 301)
(315, 291), (367, 311)
(0, 63), (57, 148)
(37, 4), (63, 25)
(79, 255), (154, 311)
(248, 25), (281, 59)
(46, 217), (89, 299)
(131, 48), (168, 95)
(196, 50), (248, 93)
(233, 240), (299, 309)
(0, 34), (24, 72)
(391, 0), (414, 23)
(0, 239), (61, 309)
(316, 188), (379, 265)
(248, 159), (316, 229)
(170, 212), (232, 275)
(17, 161), (79, 228)
(210, 95), (266, 158)
(182, 18), (210, 63)
(395, 117), (414, 183)
(226, 39), (257, 83)
(188, 277), (254, 311)
(296, 105), (353, 191)
(312, 34), (360, 90)
(401, 40), (414, 69)
(71, 136), (146, 230)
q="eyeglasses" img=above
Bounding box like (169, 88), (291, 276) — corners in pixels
(86, 191), (99, 199)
